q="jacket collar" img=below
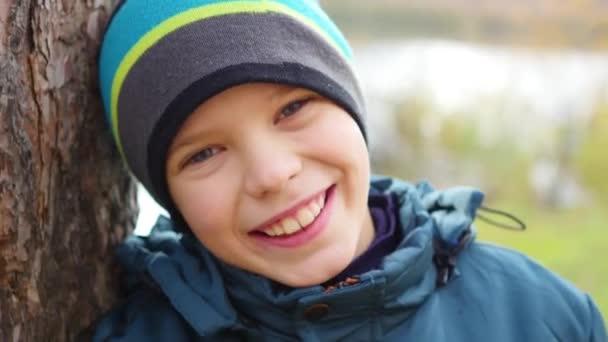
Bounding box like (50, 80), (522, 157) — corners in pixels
(118, 176), (484, 337)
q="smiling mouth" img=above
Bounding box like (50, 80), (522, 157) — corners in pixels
(250, 187), (330, 238)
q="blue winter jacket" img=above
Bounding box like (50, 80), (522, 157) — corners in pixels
(93, 177), (607, 341)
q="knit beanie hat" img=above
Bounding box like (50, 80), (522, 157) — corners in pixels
(98, 0), (365, 210)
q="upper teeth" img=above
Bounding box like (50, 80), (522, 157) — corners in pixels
(262, 193), (326, 237)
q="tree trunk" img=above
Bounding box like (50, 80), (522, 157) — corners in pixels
(0, 0), (136, 341)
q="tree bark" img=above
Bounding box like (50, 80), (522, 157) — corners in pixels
(0, 0), (136, 341)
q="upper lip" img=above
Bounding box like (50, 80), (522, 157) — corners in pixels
(248, 186), (330, 233)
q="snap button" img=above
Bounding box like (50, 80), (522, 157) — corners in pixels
(303, 303), (330, 321)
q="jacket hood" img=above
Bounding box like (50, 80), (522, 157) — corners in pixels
(113, 176), (484, 337)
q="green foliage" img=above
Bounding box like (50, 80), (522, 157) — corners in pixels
(393, 95), (430, 150)
(574, 102), (608, 202)
(438, 114), (479, 157)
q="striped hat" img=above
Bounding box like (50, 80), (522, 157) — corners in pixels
(99, 0), (365, 210)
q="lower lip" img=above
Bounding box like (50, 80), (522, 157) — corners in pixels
(250, 185), (336, 249)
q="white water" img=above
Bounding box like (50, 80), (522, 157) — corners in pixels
(356, 40), (608, 154)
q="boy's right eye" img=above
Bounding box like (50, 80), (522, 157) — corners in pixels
(275, 97), (312, 123)
(184, 146), (223, 168)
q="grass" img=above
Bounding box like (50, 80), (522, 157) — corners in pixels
(476, 200), (608, 325)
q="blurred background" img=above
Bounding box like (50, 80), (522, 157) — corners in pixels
(136, 0), (608, 319)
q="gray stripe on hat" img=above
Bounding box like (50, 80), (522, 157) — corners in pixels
(117, 12), (364, 198)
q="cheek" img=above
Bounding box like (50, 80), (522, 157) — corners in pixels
(310, 110), (369, 170)
(169, 177), (236, 234)
(311, 110), (371, 207)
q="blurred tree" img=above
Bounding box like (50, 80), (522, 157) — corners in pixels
(0, 0), (136, 340)
(323, 0), (608, 49)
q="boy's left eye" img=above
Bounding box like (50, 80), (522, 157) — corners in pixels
(276, 97), (311, 122)
(183, 146), (223, 168)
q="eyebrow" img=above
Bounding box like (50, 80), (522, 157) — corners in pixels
(168, 129), (211, 158)
(269, 84), (302, 104)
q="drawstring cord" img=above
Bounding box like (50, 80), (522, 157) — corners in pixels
(476, 205), (527, 231)
(434, 205), (526, 287)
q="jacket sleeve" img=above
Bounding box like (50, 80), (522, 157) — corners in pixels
(587, 295), (608, 342)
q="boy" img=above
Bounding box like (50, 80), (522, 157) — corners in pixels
(94, 0), (606, 340)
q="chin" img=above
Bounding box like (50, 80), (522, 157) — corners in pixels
(271, 259), (353, 288)
(278, 275), (330, 288)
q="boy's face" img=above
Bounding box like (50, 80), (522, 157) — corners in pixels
(166, 83), (374, 287)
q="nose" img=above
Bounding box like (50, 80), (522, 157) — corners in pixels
(243, 138), (302, 198)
